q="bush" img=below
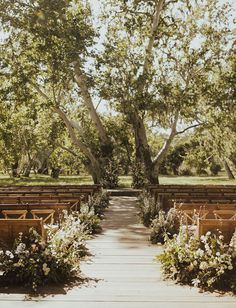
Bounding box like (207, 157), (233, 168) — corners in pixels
(77, 204), (102, 234)
(179, 168), (193, 176)
(156, 228), (236, 293)
(138, 192), (160, 227)
(89, 189), (110, 217)
(101, 160), (119, 188)
(150, 208), (180, 244)
(131, 162), (147, 189)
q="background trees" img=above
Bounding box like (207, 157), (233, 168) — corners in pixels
(0, 0), (235, 185)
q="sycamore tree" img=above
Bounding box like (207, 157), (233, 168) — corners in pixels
(0, 0), (118, 186)
(196, 47), (236, 179)
(96, 0), (234, 185)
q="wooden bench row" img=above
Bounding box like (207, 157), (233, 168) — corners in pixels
(147, 184), (236, 207)
(160, 194), (236, 210)
(177, 208), (236, 225)
(1, 209), (55, 224)
(0, 184), (101, 193)
(0, 196), (82, 209)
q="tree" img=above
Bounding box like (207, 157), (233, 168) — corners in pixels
(0, 0), (117, 186)
(97, 0), (234, 185)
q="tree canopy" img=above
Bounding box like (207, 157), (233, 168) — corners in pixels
(0, 0), (235, 185)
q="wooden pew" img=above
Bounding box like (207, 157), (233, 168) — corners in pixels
(178, 209), (209, 225)
(196, 218), (236, 243)
(175, 203), (236, 219)
(0, 218), (45, 247)
(0, 196), (82, 211)
(2, 210), (28, 219)
(30, 209), (55, 224)
(161, 194), (236, 210)
(147, 184), (236, 204)
(0, 203), (70, 222)
(213, 210), (236, 220)
(0, 184), (101, 195)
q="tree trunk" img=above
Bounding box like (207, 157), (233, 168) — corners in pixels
(224, 160), (235, 179)
(23, 161), (33, 177)
(11, 162), (19, 178)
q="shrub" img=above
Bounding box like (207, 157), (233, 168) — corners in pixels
(131, 162), (147, 188)
(138, 192), (160, 227)
(0, 228), (84, 292)
(156, 228), (236, 293)
(89, 189), (110, 217)
(150, 208), (180, 244)
(77, 204), (102, 234)
(101, 160), (119, 188)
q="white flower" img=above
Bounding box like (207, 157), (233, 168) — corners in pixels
(5, 250), (14, 259)
(192, 278), (200, 287)
(15, 243), (26, 254)
(42, 263), (50, 276)
(199, 261), (208, 270)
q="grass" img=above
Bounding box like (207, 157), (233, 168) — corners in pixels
(0, 173), (235, 187)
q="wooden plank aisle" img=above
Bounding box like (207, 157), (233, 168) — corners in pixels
(0, 196), (236, 308)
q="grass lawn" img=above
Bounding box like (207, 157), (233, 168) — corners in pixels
(0, 173), (235, 187)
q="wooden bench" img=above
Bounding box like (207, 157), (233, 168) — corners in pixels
(0, 203), (70, 222)
(175, 203), (236, 219)
(30, 209), (55, 224)
(2, 210), (28, 219)
(0, 184), (101, 195)
(213, 210), (236, 220)
(196, 218), (236, 243)
(178, 209), (209, 225)
(0, 196), (82, 211)
(0, 218), (45, 247)
(161, 194), (236, 210)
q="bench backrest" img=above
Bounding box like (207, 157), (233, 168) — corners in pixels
(197, 218), (236, 243)
(0, 218), (45, 247)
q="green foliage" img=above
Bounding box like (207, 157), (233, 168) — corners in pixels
(150, 208), (180, 244)
(101, 159), (119, 189)
(157, 229), (236, 293)
(138, 191), (159, 227)
(88, 190), (110, 217)
(131, 162), (147, 188)
(77, 204), (102, 234)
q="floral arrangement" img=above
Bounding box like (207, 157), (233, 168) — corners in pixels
(0, 212), (88, 291)
(156, 228), (236, 293)
(0, 229), (82, 291)
(150, 208), (180, 244)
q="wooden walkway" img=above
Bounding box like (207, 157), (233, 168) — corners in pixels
(0, 196), (236, 307)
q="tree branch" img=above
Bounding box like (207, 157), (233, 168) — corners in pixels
(176, 123), (204, 135)
(153, 111), (179, 165)
(58, 144), (78, 157)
